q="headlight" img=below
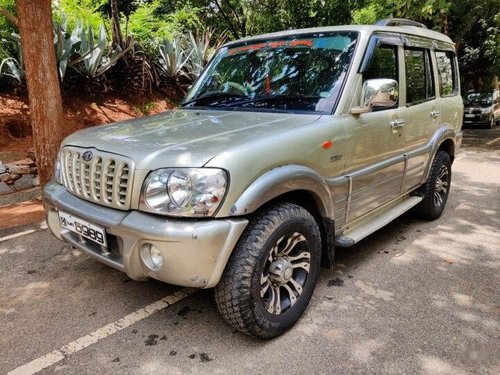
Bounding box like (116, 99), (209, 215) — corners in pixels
(140, 168), (227, 217)
(480, 107), (492, 114)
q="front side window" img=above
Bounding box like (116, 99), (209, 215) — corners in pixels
(364, 45), (398, 83)
(435, 51), (457, 96)
(363, 45), (399, 110)
(405, 48), (435, 105)
(182, 32), (358, 113)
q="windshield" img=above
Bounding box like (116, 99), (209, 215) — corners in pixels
(464, 92), (493, 107)
(182, 32), (358, 113)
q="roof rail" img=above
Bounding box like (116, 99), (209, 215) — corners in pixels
(375, 18), (428, 29)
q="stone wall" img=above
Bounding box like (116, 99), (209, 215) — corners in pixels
(0, 158), (38, 193)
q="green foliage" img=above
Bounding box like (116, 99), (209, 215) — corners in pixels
(134, 100), (155, 115)
(128, 1), (201, 55)
(54, 0), (106, 33)
(0, 0), (16, 63)
(127, 1), (174, 51)
(0, 0), (15, 34)
(185, 0), (357, 39)
(483, 13), (500, 78)
(352, 4), (378, 25)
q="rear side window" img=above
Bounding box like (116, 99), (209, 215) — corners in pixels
(435, 51), (458, 96)
(405, 48), (435, 105)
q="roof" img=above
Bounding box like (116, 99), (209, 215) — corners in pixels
(223, 25), (454, 48)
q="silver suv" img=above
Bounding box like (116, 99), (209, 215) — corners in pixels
(44, 19), (463, 338)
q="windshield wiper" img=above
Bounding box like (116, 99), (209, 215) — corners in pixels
(225, 94), (322, 108)
(181, 92), (248, 107)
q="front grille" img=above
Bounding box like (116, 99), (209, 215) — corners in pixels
(61, 147), (134, 210)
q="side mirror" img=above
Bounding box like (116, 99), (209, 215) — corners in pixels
(351, 78), (399, 115)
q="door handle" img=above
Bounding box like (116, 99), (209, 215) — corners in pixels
(431, 109), (440, 118)
(390, 119), (405, 129)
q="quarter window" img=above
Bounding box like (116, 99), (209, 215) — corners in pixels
(405, 48), (435, 105)
(435, 51), (457, 96)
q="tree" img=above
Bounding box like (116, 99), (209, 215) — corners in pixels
(352, 0), (499, 91)
(15, 0), (64, 185)
(184, 0), (357, 38)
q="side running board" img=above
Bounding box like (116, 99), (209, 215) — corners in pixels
(335, 196), (423, 247)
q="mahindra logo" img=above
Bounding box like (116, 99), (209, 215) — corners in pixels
(82, 151), (93, 162)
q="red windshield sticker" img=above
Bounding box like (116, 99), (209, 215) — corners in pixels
(290, 39), (314, 47)
(228, 39), (315, 55)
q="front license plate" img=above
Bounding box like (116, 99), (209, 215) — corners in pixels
(465, 114), (475, 118)
(59, 211), (107, 247)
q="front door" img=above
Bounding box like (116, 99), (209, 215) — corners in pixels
(343, 42), (405, 223)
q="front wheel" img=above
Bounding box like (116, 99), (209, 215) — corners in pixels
(415, 151), (452, 220)
(488, 116), (495, 129)
(215, 203), (321, 339)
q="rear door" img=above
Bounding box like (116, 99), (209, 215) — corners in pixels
(434, 50), (463, 130)
(399, 46), (438, 192)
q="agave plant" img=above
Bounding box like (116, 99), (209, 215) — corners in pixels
(186, 28), (227, 81)
(0, 33), (24, 83)
(157, 37), (193, 81)
(53, 20), (84, 81)
(71, 24), (131, 79)
(0, 57), (24, 83)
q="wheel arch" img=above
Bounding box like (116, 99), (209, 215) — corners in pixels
(228, 165), (336, 269)
(420, 128), (459, 184)
(437, 138), (456, 163)
(228, 165), (334, 219)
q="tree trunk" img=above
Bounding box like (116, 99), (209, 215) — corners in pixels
(16, 0), (63, 186)
(111, 0), (123, 48)
(440, 9), (449, 35)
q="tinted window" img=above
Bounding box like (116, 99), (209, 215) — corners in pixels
(435, 51), (457, 96)
(464, 92), (492, 107)
(183, 32), (358, 113)
(405, 49), (435, 104)
(364, 45), (398, 82)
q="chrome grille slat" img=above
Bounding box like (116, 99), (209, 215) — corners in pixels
(60, 147), (134, 210)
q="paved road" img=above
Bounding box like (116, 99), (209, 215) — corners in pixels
(1, 128), (499, 374)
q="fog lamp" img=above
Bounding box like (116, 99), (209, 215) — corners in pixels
(140, 244), (164, 271)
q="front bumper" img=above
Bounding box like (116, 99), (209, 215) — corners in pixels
(43, 181), (248, 288)
(463, 113), (491, 125)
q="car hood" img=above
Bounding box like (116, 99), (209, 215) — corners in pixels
(63, 109), (321, 170)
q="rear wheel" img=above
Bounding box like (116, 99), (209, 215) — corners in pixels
(214, 203), (321, 339)
(415, 151), (451, 220)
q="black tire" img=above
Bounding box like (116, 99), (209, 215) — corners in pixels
(214, 203), (321, 339)
(415, 151), (452, 220)
(488, 116), (494, 129)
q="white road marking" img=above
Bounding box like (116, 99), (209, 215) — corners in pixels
(8, 288), (197, 375)
(0, 229), (36, 243)
(0, 221), (48, 243)
(486, 136), (500, 146)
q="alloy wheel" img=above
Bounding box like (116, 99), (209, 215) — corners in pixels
(434, 164), (449, 208)
(260, 232), (311, 315)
